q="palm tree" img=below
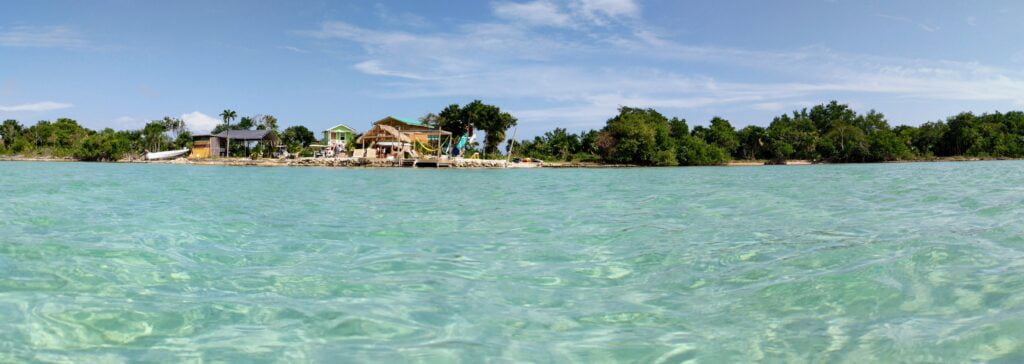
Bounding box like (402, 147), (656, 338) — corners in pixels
(258, 115), (278, 131)
(162, 117), (185, 142)
(219, 109), (237, 157)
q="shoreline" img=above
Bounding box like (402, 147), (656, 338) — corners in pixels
(1, 155), (1021, 169)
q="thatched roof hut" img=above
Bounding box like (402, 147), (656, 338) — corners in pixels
(356, 124), (412, 144)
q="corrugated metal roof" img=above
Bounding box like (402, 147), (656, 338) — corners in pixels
(372, 116), (434, 129)
(214, 129), (274, 140)
(392, 116), (424, 126)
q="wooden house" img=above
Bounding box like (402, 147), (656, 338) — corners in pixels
(323, 123), (357, 149)
(354, 116), (451, 159)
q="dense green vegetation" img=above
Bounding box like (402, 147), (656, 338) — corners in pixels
(280, 125), (316, 156)
(514, 101), (1024, 166)
(0, 113), (277, 161)
(435, 100), (517, 155)
(3, 100), (1023, 165)
(0, 118), (188, 161)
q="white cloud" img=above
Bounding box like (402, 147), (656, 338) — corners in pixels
(303, 21), (584, 78)
(354, 60), (431, 80)
(281, 45), (308, 53)
(181, 111), (221, 133)
(493, 1), (573, 27)
(0, 101), (73, 112)
(572, 0), (640, 23)
(966, 16), (977, 27)
(0, 26), (87, 48)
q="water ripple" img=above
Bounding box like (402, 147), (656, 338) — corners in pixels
(2, 161), (1024, 361)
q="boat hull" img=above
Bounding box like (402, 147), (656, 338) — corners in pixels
(145, 148), (190, 160)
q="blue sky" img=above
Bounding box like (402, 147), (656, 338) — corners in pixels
(2, 0), (1023, 137)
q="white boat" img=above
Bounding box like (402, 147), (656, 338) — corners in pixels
(145, 148), (190, 160)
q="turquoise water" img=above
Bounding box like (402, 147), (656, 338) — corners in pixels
(1, 161), (1023, 362)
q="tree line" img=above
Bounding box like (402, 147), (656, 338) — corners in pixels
(0, 117), (192, 161)
(4, 100), (1023, 164)
(513, 101), (1024, 165)
(0, 111), (320, 161)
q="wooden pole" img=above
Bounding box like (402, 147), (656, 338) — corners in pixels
(506, 125), (518, 165)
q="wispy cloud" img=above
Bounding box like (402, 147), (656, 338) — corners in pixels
(492, 0), (640, 28)
(354, 60), (433, 80)
(494, 0), (573, 27)
(875, 14), (911, 23)
(0, 101), (73, 112)
(297, 4), (1024, 129)
(572, 0), (640, 22)
(0, 26), (88, 48)
(374, 3), (431, 28)
(874, 14), (939, 33)
(280, 45), (309, 53)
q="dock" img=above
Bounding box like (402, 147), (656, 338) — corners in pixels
(402, 159), (451, 168)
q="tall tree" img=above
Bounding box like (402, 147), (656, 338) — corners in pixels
(436, 101), (517, 155)
(736, 125), (767, 160)
(219, 109), (237, 157)
(419, 113), (440, 129)
(142, 120), (169, 151)
(1, 119), (23, 150)
(705, 117), (740, 156)
(809, 101), (857, 133)
(237, 116), (255, 130)
(438, 104), (471, 139)
(820, 122), (868, 162)
(257, 115), (279, 131)
(161, 116), (185, 143)
(463, 100), (517, 155)
(669, 117), (689, 141)
(281, 125), (316, 148)
(597, 107), (677, 166)
(543, 128), (579, 160)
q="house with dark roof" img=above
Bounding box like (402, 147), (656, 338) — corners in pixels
(191, 129), (280, 158)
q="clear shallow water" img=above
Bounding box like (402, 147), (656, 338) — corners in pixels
(1, 161), (1023, 363)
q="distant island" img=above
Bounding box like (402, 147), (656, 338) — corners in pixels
(1, 100), (1022, 167)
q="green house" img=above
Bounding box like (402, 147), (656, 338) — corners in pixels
(323, 123), (357, 148)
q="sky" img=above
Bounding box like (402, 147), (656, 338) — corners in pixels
(2, 0), (1024, 137)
